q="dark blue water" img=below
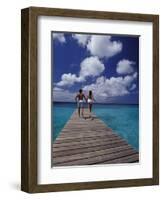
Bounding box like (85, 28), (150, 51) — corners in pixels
(52, 102), (139, 150)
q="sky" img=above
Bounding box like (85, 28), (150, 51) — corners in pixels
(52, 32), (139, 104)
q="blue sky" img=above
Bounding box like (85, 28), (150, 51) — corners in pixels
(52, 32), (139, 104)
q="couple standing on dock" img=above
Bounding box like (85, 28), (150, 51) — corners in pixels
(75, 89), (95, 119)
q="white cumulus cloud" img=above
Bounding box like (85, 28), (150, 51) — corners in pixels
(72, 34), (90, 47)
(129, 83), (137, 91)
(53, 87), (75, 102)
(87, 35), (122, 58)
(133, 72), (138, 79)
(56, 73), (84, 87)
(83, 73), (137, 102)
(116, 59), (135, 74)
(53, 87), (64, 92)
(80, 56), (105, 78)
(53, 33), (66, 43)
(56, 57), (105, 87)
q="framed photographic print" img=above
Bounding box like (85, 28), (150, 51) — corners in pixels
(21, 7), (159, 193)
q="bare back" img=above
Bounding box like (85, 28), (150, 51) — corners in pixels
(77, 93), (85, 100)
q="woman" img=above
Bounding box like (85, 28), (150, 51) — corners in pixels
(87, 90), (95, 118)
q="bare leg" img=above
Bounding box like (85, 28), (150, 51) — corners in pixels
(88, 103), (90, 113)
(82, 106), (84, 117)
(88, 103), (91, 117)
(78, 107), (80, 117)
(90, 104), (92, 113)
(90, 104), (93, 119)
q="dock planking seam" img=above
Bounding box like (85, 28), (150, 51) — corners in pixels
(52, 138), (130, 151)
(54, 134), (121, 144)
(53, 145), (135, 164)
(53, 150), (138, 166)
(53, 142), (129, 157)
(102, 153), (139, 164)
(53, 137), (127, 148)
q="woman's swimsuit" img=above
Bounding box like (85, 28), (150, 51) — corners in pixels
(87, 98), (93, 104)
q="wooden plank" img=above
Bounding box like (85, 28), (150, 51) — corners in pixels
(103, 153), (139, 164)
(54, 135), (120, 145)
(53, 145), (133, 164)
(53, 138), (128, 151)
(53, 141), (131, 157)
(53, 139), (130, 154)
(58, 131), (114, 139)
(53, 135), (124, 148)
(55, 134), (119, 143)
(53, 149), (137, 166)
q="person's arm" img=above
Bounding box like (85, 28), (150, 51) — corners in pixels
(75, 94), (78, 102)
(83, 94), (87, 102)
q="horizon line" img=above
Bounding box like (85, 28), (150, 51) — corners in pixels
(53, 101), (139, 105)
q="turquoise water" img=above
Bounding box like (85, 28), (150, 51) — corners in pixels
(53, 103), (76, 140)
(52, 103), (139, 150)
(94, 104), (139, 150)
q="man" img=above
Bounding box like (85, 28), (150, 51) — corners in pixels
(75, 89), (87, 118)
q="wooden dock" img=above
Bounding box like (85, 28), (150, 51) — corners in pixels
(52, 109), (139, 166)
